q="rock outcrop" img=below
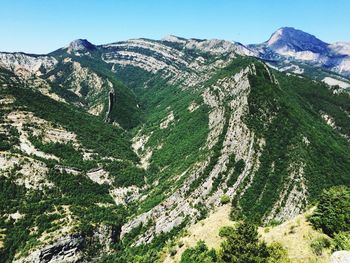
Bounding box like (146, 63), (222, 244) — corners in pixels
(330, 251), (350, 263)
(14, 234), (84, 263)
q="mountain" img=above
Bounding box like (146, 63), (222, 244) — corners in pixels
(250, 27), (350, 83)
(265, 27), (329, 54)
(66, 39), (96, 54)
(0, 32), (349, 262)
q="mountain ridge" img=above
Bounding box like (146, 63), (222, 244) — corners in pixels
(2, 26), (350, 82)
(0, 27), (349, 262)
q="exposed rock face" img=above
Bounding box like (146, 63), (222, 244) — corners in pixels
(162, 35), (257, 56)
(120, 62), (311, 246)
(86, 168), (111, 185)
(110, 186), (140, 205)
(320, 111), (349, 141)
(132, 132), (153, 170)
(1, 31), (349, 261)
(330, 251), (350, 263)
(250, 27), (350, 78)
(67, 39), (96, 54)
(184, 38), (257, 56)
(266, 27), (329, 54)
(0, 153), (51, 189)
(265, 161), (308, 222)
(59, 60), (105, 98)
(0, 53), (57, 77)
(101, 38), (237, 88)
(160, 111), (174, 129)
(188, 101), (199, 112)
(323, 77), (350, 89)
(13, 225), (121, 263)
(91, 224), (121, 252)
(13, 234), (84, 263)
(120, 65), (266, 244)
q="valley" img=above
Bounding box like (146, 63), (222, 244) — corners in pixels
(0, 27), (349, 262)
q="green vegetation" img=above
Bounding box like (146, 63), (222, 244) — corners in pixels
(0, 126), (19, 151)
(309, 186), (350, 236)
(0, 169), (126, 262)
(44, 53), (143, 129)
(105, 161), (145, 187)
(310, 237), (331, 256)
(29, 135), (96, 170)
(0, 70), (140, 262)
(226, 159), (245, 188)
(333, 231), (350, 251)
(100, 220), (189, 263)
(219, 222), (270, 262)
(4, 83), (137, 161)
(267, 242), (291, 263)
(220, 195), (230, 205)
(189, 106), (231, 195)
(180, 221), (289, 263)
(180, 240), (217, 263)
(1, 45), (350, 262)
(238, 62), (350, 222)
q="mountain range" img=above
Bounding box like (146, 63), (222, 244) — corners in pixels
(0, 27), (349, 262)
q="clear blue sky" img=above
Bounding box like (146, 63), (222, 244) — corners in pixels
(1, 0), (349, 54)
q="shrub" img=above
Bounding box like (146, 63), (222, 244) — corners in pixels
(180, 240), (217, 263)
(220, 195), (230, 205)
(310, 237), (331, 256)
(333, 231), (350, 251)
(268, 242), (290, 263)
(169, 247), (177, 257)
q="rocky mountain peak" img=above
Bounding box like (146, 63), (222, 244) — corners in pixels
(161, 35), (188, 44)
(67, 39), (96, 53)
(329, 41), (350, 56)
(266, 27), (329, 54)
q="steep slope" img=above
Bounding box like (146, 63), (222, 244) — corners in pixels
(250, 27), (350, 80)
(0, 35), (349, 262)
(0, 52), (57, 78)
(0, 68), (146, 262)
(0, 45), (142, 129)
(162, 207), (331, 263)
(265, 27), (329, 55)
(117, 57), (349, 240)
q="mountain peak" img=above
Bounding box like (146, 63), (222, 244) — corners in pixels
(266, 27), (329, 54)
(161, 35), (188, 44)
(67, 39), (96, 53)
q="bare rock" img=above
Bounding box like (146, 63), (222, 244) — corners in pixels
(330, 251), (350, 263)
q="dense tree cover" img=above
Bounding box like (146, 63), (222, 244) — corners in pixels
(0, 169), (127, 263)
(238, 61), (350, 222)
(0, 126), (19, 151)
(123, 76), (210, 212)
(105, 161), (145, 187)
(219, 222), (270, 263)
(140, 78), (209, 182)
(29, 135), (96, 170)
(1, 81), (137, 161)
(44, 49), (143, 129)
(309, 186), (350, 236)
(226, 159), (245, 188)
